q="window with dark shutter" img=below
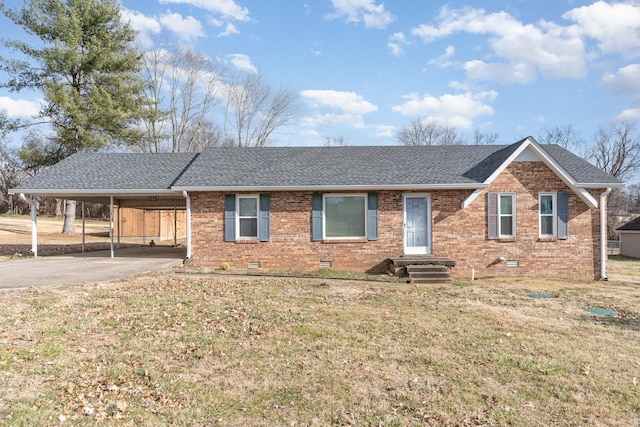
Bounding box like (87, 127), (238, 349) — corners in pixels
(487, 192), (499, 239)
(367, 192), (378, 241)
(224, 194), (236, 242)
(259, 194), (270, 241)
(557, 191), (569, 239)
(311, 193), (323, 241)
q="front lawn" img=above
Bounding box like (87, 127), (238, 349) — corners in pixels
(0, 259), (638, 425)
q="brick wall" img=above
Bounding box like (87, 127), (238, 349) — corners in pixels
(189, 161), (604, 280)
(432, 162), (603, 280)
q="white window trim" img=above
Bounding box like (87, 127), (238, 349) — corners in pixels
(236, 194), (259, 240)
(539, 192), (557, 238)
(322, 193), (368, 240)
(498, 193), (516, 238)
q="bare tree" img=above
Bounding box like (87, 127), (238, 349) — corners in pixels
(321, 135), (349, 146)
(224, 71), (299, 147)
(140, 47), (225, 152)
(589, 120), (640, 237)
(139, 48), (171, 153)
(395, 118), (460, 146)
(591, 120), (640, 182)
(539, 124), (584, 153)
(471, 127), (499, 145)
(0, 139), (28, 214)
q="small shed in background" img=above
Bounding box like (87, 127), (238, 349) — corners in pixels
(617, 216), (640, 258)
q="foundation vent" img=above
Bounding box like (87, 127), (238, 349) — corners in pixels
(320, 261), (332, 269)
(506, 260), (519, 267)
(248, 262), (261, 269)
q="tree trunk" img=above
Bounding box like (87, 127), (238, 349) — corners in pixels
(62, 200), (76, 234)
(55, 199), (63, 218)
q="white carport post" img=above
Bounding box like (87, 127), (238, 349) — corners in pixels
(81, 202), (85, 254)
(117, 205), (121, 249)
(174, 206), (178, 247)
(183, 191), (191, 259)
(109, 195), (114, 258)
(28, 196), (38, 257)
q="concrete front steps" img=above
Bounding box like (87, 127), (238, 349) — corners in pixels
(405, 264), (453, 284)
(388, 256), (456, 284)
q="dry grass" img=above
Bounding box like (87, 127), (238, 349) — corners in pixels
(0, 260), (639, 426)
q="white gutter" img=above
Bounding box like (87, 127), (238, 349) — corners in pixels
(600, 188), (612, 281)
(8, 188), (182, 195)
(183, 191), (191, 260)
(172, 183), (487, 193)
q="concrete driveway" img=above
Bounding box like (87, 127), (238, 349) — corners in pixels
(0, 246), (186, 289)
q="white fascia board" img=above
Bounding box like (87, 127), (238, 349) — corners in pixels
(461, 188), (484, 208)
(9, 189), (180, 195)
(470, 136), (599, 209)
(576, 182), (625, 189)
(172, 183), (487, 192)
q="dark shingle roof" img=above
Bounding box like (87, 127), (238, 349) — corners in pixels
(172, 141), (621, 188)
(543, 145), (620, 184)
(13, 153), (198, 191)
(11, 139), (621, 195)
(172, 145), (509, 188)
(618, 216), (640, 231)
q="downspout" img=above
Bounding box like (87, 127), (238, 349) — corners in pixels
(183, 191), (191, 260)
(600, 188), (612, 281)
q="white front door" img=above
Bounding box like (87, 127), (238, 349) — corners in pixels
(403, 194), (431, 255)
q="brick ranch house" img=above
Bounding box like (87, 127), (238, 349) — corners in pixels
(11, 137), (622, 281)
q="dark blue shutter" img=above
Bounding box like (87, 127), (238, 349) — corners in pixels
(224, 194), (236, 242)
(487, 192), (498, 239)
(312, 193), (323, 241)
(367, 192), (378, 240)
(259, 193), (270, 241)
(557, 191), (569, 239)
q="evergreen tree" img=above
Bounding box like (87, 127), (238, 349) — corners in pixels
(1, 0), (146, 233)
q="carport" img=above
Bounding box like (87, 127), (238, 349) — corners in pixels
(9, 152), (198, 259)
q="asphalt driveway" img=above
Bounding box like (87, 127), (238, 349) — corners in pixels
(0, 246), (186, 289)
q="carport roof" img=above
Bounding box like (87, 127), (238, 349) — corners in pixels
(11, 152), (197, 204)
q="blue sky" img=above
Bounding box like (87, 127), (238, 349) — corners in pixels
(1, 0), (640, 148)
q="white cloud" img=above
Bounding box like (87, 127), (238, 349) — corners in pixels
(374, 124), (394, 138)
(388, 32), (408, 57)
(616, 108), (640, 121)
(300, 89), (377, 115)
(228, 54), (257, 73)
(217, 22), (240, 37)
(429, 45), (456, 68)
(391, 91), (497, 129)
(602, 64), (640, 96)
(410, 6), (586, 83)
(160, 12), (205, 41)
(327, 0), (395, 29)
(121, 9), (162, 48)
(300, 89), (377, 129)
(0, 97), (41, 119)
(122, 9), (162, 34)
(465, 60), (537, 84)
(159, 0), (250, 22)
(563, 1), (640, 56)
